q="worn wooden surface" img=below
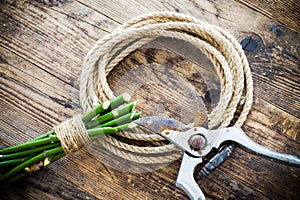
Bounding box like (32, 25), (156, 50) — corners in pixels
(0, 0), (299, 199)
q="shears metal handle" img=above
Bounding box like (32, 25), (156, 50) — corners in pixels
(162, 127), (300, 165)
(161, 126), (300, 200)
(134, 117), (300, 200)
(176, 153), (205, 200)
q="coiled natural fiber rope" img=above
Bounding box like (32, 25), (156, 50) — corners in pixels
(54, 114), (91, 155)
(80, 12), (253, 165)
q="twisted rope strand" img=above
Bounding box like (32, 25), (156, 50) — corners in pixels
(80, 12), (253, 164)
(54, 115), (91, 155)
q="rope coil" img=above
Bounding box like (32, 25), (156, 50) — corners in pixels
(54, 115), (91, 155)
(80, 12), (253, 165)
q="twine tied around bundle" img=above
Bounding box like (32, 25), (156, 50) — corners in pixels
(80, 12), (253, 165)
(54, 115), (91, 155)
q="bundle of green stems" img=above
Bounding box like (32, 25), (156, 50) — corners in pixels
(0, 93), (140, 184)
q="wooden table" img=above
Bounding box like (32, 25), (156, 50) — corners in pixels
(0, 0), (299, 199)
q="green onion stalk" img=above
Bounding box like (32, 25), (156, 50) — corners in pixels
(0, 93), (140, 185)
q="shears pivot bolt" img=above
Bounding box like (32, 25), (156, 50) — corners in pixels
(189, 134), (206, 150)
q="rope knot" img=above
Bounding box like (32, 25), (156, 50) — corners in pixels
(54, 115), (91, 155)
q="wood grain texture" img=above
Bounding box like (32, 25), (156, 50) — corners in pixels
(238, 0), (300, 32)
(0, 0), (299, 199)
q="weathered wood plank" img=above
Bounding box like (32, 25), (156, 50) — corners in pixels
(238, 0), (300, 32)
(3, 43), (298, 199)
(0, 45), (78, 131)
(0, 144), (97, 200)
(77, 0), (300, 118)
(2, 0), (299, 116)
(222, 98), (300, 199)
(0, 0), (299, 199)
(0, 0), (111, 89)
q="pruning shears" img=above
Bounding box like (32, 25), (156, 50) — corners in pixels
(134, 116), (300, 200)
